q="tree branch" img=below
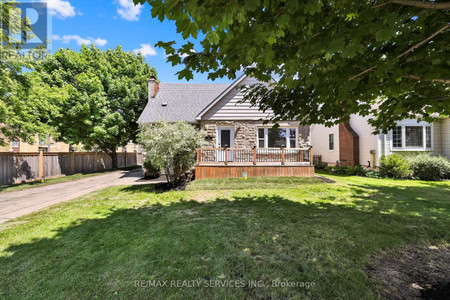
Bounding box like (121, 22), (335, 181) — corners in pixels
(397, 24), (449, 59)
(403, 74), (450, 83)
(349, 24), (449, 81)
(374, 0), (450, 10)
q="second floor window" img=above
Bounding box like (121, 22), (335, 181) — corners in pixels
(328, 134), (334, 150)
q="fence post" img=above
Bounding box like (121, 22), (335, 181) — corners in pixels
(253, 147), (257, 165)
(71, 151), (75, 174)
(135, 150), (138, 166)
(309, 146), (313, 165)
(124, 150), (127, 167)
(281, 147), (285, 165)
(39, 150), (44, 180)
(224, 147), (228, 165)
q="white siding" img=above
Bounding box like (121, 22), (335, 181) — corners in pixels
(377, 118), (449, 158)
(432, 120), (442, 156)
(202, 77), (275, 120)
(310, 124), (339, 164)
(442, 118), (450, 158)
(349, 115), (379, 166)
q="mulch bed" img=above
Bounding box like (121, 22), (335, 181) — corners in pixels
(366, 244), (450, 299)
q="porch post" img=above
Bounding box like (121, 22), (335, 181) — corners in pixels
(197, 149), (202, 164)
(253, 147), (257, 165)
(309, 146), (313, 165)
(224, 147), (228, 165)
(281, 147), (285, 165)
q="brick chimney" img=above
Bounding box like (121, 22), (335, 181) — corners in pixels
(339, 122), (360, 167)
(148, 76), (159, 98)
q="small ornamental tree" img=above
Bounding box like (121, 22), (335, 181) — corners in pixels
(138, 121), (205, 186)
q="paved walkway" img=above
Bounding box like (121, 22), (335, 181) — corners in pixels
(0, 169), (163, 224)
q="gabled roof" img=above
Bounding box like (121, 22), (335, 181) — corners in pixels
(195, 74), (248, 120)
(137, 82), (230, 124)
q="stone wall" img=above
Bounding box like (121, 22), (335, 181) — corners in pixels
(199, 120), (310, 148)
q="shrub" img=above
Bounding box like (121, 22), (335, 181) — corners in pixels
(314, 162), (327, 170)
(138, 121), (205, 186)
(142, 159), (161, 179)
(345, 166), (367, 176)
(379, 154), (412, 179)
(406, 154), (450, 181)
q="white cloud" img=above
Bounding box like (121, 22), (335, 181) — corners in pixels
(45, 0), (76, 19)
(92, 38), (108, 47)
(133, 44), (157, 57)
(116, 0), (143, 21)
(53, 34), (108, 46)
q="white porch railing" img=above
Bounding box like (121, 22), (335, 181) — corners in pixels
(196, 147), (313, 165)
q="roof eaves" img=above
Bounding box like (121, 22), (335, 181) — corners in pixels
(195, 74), (248, 120)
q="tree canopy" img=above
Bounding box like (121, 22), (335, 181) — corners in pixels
(0, 0), (54, 146)
(33, 45), (156, 167)
(138, 0), (449, 132)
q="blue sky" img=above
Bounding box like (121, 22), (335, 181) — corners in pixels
(24, 0), (235, 84)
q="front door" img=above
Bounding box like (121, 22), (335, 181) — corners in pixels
(217, 127), (234, 162)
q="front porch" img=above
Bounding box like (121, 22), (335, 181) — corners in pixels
(195, 147), (315, 179)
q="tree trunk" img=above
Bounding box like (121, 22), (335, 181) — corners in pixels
(110, 150), (118, 170)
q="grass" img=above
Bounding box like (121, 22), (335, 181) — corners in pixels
(0, 174), (449, 299)
(0, 166), (139, 193)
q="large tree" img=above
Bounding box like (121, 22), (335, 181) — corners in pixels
(33, 45), (156, 168)
(137, 0), (449, 132)
(0, 0), (53, 146)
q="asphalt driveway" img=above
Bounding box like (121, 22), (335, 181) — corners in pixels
(0, 168), (163, 224)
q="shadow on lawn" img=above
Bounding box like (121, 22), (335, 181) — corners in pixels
(0, 182), (449, 299)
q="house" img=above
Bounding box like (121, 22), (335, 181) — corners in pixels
(310, 115), (450, 167)
(138, 75), (314, 179)
(0, 135), (70, 153)
(0, 135), (142, 154)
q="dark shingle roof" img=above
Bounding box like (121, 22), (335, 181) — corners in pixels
(138, 83), (230, 123)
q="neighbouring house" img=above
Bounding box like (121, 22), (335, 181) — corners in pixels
(310, 116), (450, 167)
(138, 75), (314, 179)
(0, 135), (142, 154)
(0, 135), (70, 153)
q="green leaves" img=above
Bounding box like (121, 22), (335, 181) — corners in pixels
(375, 28), (396, 42)
(144, 0), (449, 132)
(206, 31), (220, 45)
(32, 45), (157, 155)
(246, 0), (261, 11)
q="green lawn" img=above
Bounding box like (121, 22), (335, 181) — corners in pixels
(0, 175), (449, 299)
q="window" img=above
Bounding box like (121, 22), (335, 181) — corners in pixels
(257, 127), (297, 148)
(258, 128), (265, 148)
(268, 128), (286, 148)
(12, 140), (19, 148)
(289, 128), (297, 148)
(392, 126), (402, 148)
(405, 126), (423, 147)
(328, 134), (334, 150)
(426, 126), (432, 148)
(391, 123), (432, 150)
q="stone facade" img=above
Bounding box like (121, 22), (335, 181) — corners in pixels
(199, 120), (310, 148)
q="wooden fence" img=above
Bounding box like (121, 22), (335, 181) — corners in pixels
(0, 151), (143, 186)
